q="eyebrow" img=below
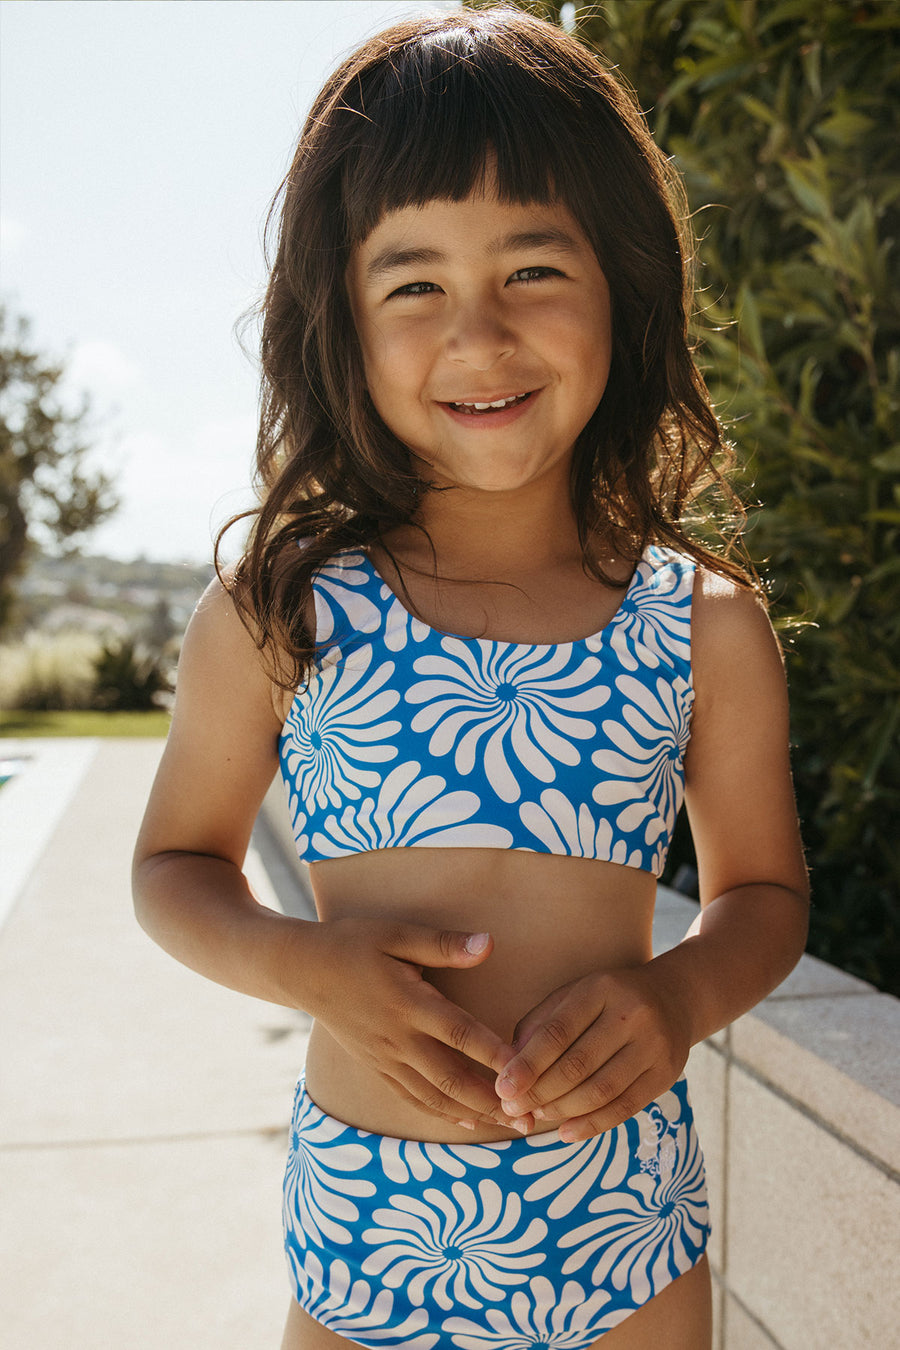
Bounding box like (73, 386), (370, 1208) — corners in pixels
(364, 227), (583, 283)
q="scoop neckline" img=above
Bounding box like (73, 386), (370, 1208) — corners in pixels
(349, 546), (655, 650)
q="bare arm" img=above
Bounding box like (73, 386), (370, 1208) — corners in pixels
(132, 578), (513, 1126)
(133, 578), (294, 998)
(493, 573), (809, 1138)
(639, 571), (809, 1042)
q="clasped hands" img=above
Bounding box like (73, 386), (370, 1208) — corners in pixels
(311, 918), (692, 1142)
(490, 957), (691, 1142)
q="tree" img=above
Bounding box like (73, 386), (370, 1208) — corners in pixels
(0, 306), (119, 632)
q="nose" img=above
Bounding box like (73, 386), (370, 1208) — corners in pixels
(445, 298), (515, 371)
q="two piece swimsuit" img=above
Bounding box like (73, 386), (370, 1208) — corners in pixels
(278, 545), (710, 1347)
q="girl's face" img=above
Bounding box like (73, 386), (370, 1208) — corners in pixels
(346, 188), (612, 496)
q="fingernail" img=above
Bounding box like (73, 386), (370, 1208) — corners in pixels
(500, 1099), (521, 1116)
(465, 932), (490, 955)
(496, 1075), (515, 1099)
(510, 1118), (529, 1134)
(533, 1108), (546, 1121)
(559, 1126), (577, 1143)
(456, 1120), (476, 1131)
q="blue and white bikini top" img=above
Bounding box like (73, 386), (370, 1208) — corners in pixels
(278, 545), (695, 877)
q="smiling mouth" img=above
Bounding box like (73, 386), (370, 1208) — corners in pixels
(446, 392), (534, 415)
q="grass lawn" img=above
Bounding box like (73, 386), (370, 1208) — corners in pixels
(0, 710), (171, 738)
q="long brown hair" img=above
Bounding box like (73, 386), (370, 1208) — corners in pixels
(220, 5), (750, 687)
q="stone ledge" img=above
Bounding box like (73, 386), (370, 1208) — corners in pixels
(731, 994), (899, 1173)
(653, 887), (899, 1176)
(726, 1067), (899, 1349)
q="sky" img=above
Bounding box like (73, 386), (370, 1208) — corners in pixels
(0, 0), (457, 564)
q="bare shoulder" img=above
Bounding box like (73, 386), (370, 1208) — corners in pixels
(183, 570), (265, 667)
(691, 567), (784, 703)
(175, 569), (286, 729)
(187, 565), (258, 643)
(684, 565), (808, 900)
(692, 565), (775, 637)
(133, 572), (287, 866)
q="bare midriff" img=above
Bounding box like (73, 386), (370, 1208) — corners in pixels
(303, 846), (656, 1145)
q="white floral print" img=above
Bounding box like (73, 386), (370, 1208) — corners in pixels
(518, 790), (645, 869)
(444, 1277), (623, 1348)
(314, 552), (384, 643)
(378, 1134), (509, 1185)
(291, 1252), (439, 1348)
(511, 1120), (633, 1220)
(381, 584), (432, 653)
(281, 783), (310, 859)
(311, 761), (513, 854)
(361, 1178), (547, 1311)
(280, 545), (696, 873)
(407, 641), (609, 803)
(558, 1120), (710, 1302)
(282, 1088), (375, 1249)
(597, 552), (692, 673)
(280, 643), (400, 811)
(283, 1077), (710, 1346)
(591, 673), (692, 845)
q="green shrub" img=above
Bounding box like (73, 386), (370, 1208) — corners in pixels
(499, 1), (900, 991)
(91, 639), (172, 712)
(0, 631), (173, 714)
(0, 632), (100, 710)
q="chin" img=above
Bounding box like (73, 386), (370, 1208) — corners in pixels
(441, 475), (537, 494)
(423, 457), (558, 494)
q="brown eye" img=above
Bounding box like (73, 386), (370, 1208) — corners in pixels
(389, 281), (440, 298)
(509, 267), (564, 284)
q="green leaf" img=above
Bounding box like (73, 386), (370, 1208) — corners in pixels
(818, 105), (877, 148)
(872, 445), (900, 474)
(738, 94), (780, 128)
(801, 37), (822, 99)
(736, 284), (766, 363)
(780, 152), (832, 220)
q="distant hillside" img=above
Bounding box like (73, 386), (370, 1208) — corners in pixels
(13, 551), (215, 642)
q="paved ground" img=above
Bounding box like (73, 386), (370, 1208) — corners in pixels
(0, 739), (312, 1350)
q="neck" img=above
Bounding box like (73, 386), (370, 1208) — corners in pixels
(405, 472), (584, 577)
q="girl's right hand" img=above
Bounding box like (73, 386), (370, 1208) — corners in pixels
(290, 917), (516, 1127)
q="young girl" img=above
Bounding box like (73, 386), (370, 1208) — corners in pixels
(133, 8), (809, 1347)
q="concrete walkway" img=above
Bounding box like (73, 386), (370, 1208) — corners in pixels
(0, 739), (311, 1350)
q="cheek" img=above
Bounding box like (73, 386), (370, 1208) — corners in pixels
(356, 319), (390, 391)
(363, 328), (430, 416)
(540, 293), (611, 354)
(580, 304), (613, 392)
(551, 314), (612, 400)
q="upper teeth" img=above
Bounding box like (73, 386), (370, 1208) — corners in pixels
(459, 395), (521, 409)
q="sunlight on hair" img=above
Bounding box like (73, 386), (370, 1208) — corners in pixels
(560, 3), (577, 34)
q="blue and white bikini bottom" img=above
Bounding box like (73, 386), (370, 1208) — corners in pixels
(282, 1075), (710, 1347)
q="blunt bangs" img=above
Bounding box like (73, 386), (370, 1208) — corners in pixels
(324, 12), (632, 252)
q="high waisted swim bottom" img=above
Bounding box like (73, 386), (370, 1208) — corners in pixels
(283, 1075), (710, 1347)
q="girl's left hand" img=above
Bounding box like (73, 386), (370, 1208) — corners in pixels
(493, 966), (692, 1141)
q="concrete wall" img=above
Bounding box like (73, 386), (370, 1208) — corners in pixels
(653, 891), (900, 1350)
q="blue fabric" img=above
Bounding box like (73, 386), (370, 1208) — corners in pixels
(279, 545), (695, 876)
(283, 1076), (710, 1346)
